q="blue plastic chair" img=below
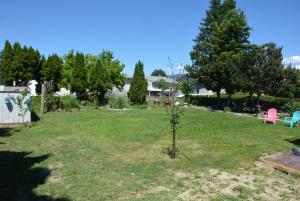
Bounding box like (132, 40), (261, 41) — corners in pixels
(283, 111), (300, 127)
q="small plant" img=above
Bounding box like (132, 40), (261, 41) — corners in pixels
(223, 106), (232, 113)
(180, 80), (192, 103)
(108, 96), (128, 109)
(9, 88), (31, 124)
(166, 57), (184, 159)
(45, 94), (63, 112)
(167, 99), (184, 159)
(281, 101), (300, 115)
(60, 96), (80, 111)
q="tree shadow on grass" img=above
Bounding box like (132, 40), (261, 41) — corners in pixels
(0, 127), (22, 137)
(0, 127), (13, 137)
(31, 110), (41, 122)
(286, 138), (300, 147)
(0, 151), (71, 201)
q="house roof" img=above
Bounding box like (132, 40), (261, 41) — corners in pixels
(125, 75), (177, 83)
(145, 76), (177, 83)
(0, 85), (28, 93)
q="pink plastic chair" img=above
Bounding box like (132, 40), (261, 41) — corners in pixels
(263, 108), (277, 125)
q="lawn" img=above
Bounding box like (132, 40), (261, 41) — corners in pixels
(1, 107), (300, 201)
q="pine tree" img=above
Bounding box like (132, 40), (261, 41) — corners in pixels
(128, 60), (148, 105)
(216, 3), (250, 102)
(188, 0), (223, 97)
(70, 52), (87, 96)
(11, 42), (24, 85)
(188, 0), (250, 104)
(261, 43), (285, 97)
(61, 50), (75, 88)
(42, 54), (63, 92)
(0, 40), (13, 85)
(1, 41), (44, 87)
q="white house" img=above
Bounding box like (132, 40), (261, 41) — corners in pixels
(0, 85), (31, 125)
(111, 75), (177, 97)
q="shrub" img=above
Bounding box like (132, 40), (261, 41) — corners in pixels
(108, 96), (128, 109)
(45, 94), (63, 112)
(60, 96), (80, 111)
(30, 96), (41, 113)
(223, 106), (232, 113)
(80, 100), (87, 106)
(45, 95), (80, 112)
(281, 101), (300, 115)
(132, 104), (148, 109)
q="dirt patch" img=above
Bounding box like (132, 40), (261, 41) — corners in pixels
(174, 161), (300, 201)
(48, 162), (64, 170)
(112, 140), (202, 164)
(48, 174), (63, 184)
(121, 185), (171, 200)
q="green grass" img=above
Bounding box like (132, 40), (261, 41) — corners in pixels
(1, 107), (300, 200)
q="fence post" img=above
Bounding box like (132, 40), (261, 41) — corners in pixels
(40, 83), (45, 114)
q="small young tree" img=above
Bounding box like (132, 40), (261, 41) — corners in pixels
(180, 80), (193, 103)
(156, 78), (168, 98)
(167, 58), (184, 159)
(9, 88), (31, 124)
(128, 60), (148, 105)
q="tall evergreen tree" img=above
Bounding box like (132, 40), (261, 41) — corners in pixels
(27, 47), (43, 85)
(0, 40), (13, 85)
(11, 42), (24, 85)
(21, 46), (34, 84)
(61, 50), (75, 88)
(241, 43), (285, 105)
(0, 40), (44, 88)
(42, 54), (63, 92)
(187, 0), (250, 103)
(70, 52), (87, 96)
(188, 0), (223, 98)
(261, 43), (285, 96)
(216, 2), (250, 101)
(240, 44), (264, 108)
(128, 60), (148, 105)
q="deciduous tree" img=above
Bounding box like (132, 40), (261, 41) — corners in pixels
(89, 51), (125, 104)
(151, 69), (167, 77)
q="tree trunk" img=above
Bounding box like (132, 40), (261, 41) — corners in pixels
(40, 83), (46, 114)
(256, 91), (262, 116)
(249, 91), (254, 112)
(216, 90), (221, 107)
(171, 88), (176, 159)
(228, 93), (232, 106)
(96, 89), (107, 106)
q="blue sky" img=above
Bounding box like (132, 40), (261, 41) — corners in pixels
(0, 0), (300, 74)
